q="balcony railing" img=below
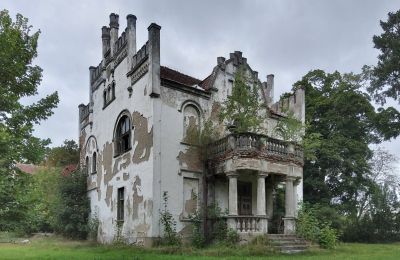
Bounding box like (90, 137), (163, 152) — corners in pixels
(208, 132), (303, 164)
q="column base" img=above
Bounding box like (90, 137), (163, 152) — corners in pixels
(257, 216), (268, 233)
(227, 216), (237, 230)
(283, 217), (296, 234)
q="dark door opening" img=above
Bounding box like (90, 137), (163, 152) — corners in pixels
(238, 181), (252, 215)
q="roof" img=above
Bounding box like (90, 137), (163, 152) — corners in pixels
(62, 164), (78, 176)
(15, 163), (44, 175)
(160, 66), (203, 88)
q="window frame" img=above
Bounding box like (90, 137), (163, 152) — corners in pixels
(117, 187), (125, 222)
(91, 152), (97, 174)
(114, 113), (132, 157)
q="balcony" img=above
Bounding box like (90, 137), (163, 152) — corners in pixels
(208, 133), (303, 167)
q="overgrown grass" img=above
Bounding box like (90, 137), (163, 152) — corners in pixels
(0, 234), (399, 259)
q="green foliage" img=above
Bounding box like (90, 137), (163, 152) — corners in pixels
(207, 203), (228, 242)
(189, 208), (205, 248)
(366, 9), (400, 104)
(159, 191), (181, 246)
(0, 9), (58, 233)
(295, 70), (400, 214)
(55, 169), (89, 240)
(225, 228), (240, 246)
(45, 139), (79, 167)
(87, 214), (99, 242)
(24, 167), (60, 233)
(219, 66), (265, 133)
(296, 203), (338, 249)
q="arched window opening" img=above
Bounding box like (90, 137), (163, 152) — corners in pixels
(103, 91), (107, 107)
(85, 156), (90, 175)
(115, 115), (131, 156)
(183, 105), (200, 144)
(92, 152), (97, 174)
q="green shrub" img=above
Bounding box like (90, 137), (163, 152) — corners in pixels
(55, 168), (89, 239)
(159, 191), (181, 246)
(226, 228), (240, 246)
(319, 223), (338, 249)
(296, 203), (338, 249)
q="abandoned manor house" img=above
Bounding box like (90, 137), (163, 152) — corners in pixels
(78, 13), (305, 245)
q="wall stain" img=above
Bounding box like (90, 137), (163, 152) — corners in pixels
(177, 146), (202, 172)
(132, 112), (153, 164)
(102, 142), (114, 186)
(105, 185), (113, 208)
(132, 175), (144, 219)
(184, 189), (197, 216)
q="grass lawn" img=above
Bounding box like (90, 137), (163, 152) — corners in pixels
(0, 234), (399, 260)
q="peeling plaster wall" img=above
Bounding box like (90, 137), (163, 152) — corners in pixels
(80, 53), (156, 244)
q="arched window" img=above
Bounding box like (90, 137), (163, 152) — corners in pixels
(183, 105), (200, 143)
(103, 91), (107, 107)
(92, 152), (97, 174)
(115, 115), (131, 156)
(85, 156), (89, 175)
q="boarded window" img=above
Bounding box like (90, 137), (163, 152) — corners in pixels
(183, 177), (199, 218)
(117, 187), (125, 222)
(183, 105), (200, 143)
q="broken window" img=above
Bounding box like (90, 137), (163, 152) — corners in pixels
(92, 152), (97, 174)
(117, 187), (125, 222)
(115, 115), (131, 156)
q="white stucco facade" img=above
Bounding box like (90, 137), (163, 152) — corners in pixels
(78, 13), (305, 245)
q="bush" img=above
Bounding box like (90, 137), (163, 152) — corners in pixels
(159, 191), (181, 246)
(296, 203), (338, 249)
(54, 169), (89, 239)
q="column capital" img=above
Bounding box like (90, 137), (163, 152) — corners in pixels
(226, 171), (239, 178)
(286, 176), (297, 182)
(258, 171), (268, 178)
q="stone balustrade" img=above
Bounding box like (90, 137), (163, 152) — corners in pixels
(226, 216), (267, 233)
(208, 132), (303, 164)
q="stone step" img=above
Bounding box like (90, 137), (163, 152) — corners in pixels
(267, 234), (312, 254)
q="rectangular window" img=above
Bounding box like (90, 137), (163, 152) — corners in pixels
(183, 177), (199, 219)
(117, 187), (125, 222)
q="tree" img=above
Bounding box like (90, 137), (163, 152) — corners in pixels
(367, 9), (400, 104)
(219, 66), (265, 133)
(295, 70), (400, 214)
(0, 10), (59, 231)
(45, 139), (79, 167)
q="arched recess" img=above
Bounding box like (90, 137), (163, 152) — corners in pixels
(113, 109), (133, 156)
(180, 101), (202, 143)
(84, 135), (99, 174)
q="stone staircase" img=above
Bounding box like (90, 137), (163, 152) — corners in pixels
(267, 234), (311, 254)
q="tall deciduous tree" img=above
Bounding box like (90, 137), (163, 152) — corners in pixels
(0, 10), (59, 231)
(219, 67), (264, 133)
(367, 9), (400, 104)
(295, 70), (400, 214)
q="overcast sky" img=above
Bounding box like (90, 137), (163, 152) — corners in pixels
(3, 0), (400, 166)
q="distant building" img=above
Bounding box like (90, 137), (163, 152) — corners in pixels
(78, 13), (305, 246)
(15, 163), (44, 175)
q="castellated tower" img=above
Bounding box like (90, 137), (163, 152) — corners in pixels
(78, 13), (305, 246)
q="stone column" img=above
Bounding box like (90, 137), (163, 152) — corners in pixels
(227, 172), (239, 230)
(283, 176), (296, 234)
(257, 172), (268, 233)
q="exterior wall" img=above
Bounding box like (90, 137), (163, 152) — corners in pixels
(79, 14), (305, 244)
(79, 15), (159, 245)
